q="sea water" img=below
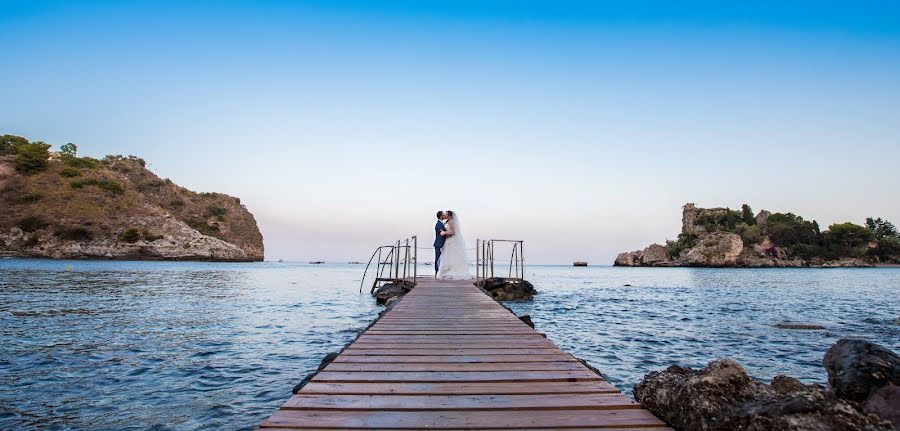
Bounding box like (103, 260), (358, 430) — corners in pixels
(1, 259), (897, 430)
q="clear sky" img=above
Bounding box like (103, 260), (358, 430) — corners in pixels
(2, 1), (899, 263)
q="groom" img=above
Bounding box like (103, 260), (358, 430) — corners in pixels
(433, 211), (449, 274)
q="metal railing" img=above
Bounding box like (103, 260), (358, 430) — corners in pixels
(476, 239), (525, 285)
(360, 235), (417, 293)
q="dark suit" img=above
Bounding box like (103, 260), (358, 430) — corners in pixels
(433, 220), (446, 273)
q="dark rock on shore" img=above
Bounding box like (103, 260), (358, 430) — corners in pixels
(825, 339), (900, 427)
(475, 277), (536, 301)
(518, 314), (534, 328)
(292, 351), (339, 393)
(372, 280), (415, 305)
(825, 339), (900, 402)
(634, 339), (899, 430)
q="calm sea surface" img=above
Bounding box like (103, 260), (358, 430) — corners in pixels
(1, 259), (898, 430)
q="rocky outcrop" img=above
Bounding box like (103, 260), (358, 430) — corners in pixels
(634, 340), (898, 430)
(476, 277), (536, 301)
(0, 143), (263, 261)
(681, 232), (743, 266)
(615, 203), (888, 268)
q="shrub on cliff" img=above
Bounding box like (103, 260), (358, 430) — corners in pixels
(1, 134), (30, 155)
(737, 223), (763, 245)
(70, 178), (125, 195)
(120, 228), (141, 243)
(14, 142), (51, 174)
(60, 167), (81, 177)
(17, 216), (49, 232)
(55, 227), (93, 241)
(824, 223), (874, 258)
(696, 208), (743, 232)
(866, 217), (898, 241)
(667, 233), (697, 258)
(765, 213), (821, 249)
(741, 204), (756, 226)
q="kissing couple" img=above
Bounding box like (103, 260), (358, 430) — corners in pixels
(433, 210), (473, 280)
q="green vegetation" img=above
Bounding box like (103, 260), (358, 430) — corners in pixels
(140, 229), (163, 242)
(17, 216), (48, 232)
(60, 143), (78, 157)
(14, 142), (51, 174)
(60, 167), (81, 177)
(187, 219), (219, 236)
(866, 217), (898, 241)
(120, 228), (142, 243)
(696, 208), (743, 232)
(1, 134), (30, 155)
(687, 203), (898, 263)
(55, 227), (93, 241)
(667, 233), (697, 258)
(206, 205), (227, 220)
(741, 204), (756, 225)
(70, 178), (125, 195)
(20, 193), (42, 203)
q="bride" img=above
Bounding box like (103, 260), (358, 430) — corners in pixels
(437, 210), (473, 280)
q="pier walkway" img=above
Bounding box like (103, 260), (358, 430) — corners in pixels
(258, 278), (672, 430)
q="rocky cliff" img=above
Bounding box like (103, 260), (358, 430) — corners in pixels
(0, 136), (263, 261)
(615, 203), (898, 267)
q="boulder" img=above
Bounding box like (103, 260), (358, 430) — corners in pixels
(640, 244), (670, 265)
(824, 339), (900, 403)
(373, 280), (414, 305)
(679, 232), (743, 266)
(614, 250), (641, 266)
(634, 358), (893, 431)
(475, 277), (536, 301)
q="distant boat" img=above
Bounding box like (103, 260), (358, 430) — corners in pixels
(309, 261), (325, 264)
(573, 261), (588, 267)
(277, 259), (284, 263)
(348, 261), (363, 264)
(423, 262), (432, 266)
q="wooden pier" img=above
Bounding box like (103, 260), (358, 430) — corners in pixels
(258, 278), (672, 430)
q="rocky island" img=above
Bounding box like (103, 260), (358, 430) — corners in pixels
(616, 203), (899, 267)
(0, 135), (263, 261)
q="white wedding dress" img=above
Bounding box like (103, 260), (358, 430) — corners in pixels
(437, 214), (473, 280)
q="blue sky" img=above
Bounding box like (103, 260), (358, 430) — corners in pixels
(2, 1), (899, 263)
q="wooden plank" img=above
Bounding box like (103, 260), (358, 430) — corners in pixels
(323, 362), (587, 372)
(300, 381), (619, 395)
(312, 370), (603, 383)
(282, 393), (638, 410)
(342, 348), (562, 355)
(333, 354), (578, 363)
(257, 278), (670, 430)
(261, 409), (669, 429)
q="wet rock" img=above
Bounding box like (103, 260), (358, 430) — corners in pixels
(721, 385), (892, 431)
(372, 280), (415, 305)
(475, 277), (536, 301)
(292, 351), (339, 393)
(824, 339), (900, 403)
(634, 359), (769, 431)
(634, 358), (893, 431)
(824, 338), (900, 427)
(518, 314), (534, 329)
(863, 384), (899, 428)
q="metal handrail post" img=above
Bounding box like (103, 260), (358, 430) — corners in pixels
(413, 236), (417, 280)
(520, 241), (525, 279)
